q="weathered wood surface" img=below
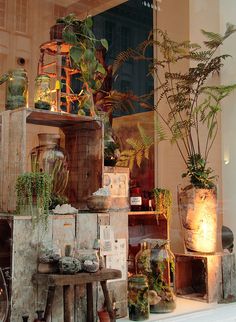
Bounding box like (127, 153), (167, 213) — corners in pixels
(33, 269), (122, 286)
(221, 253), (236, 301)
(63, 122), (103, 210)
(33, 269), (121, 322)
(0, 109), (103, 212)
(175, 253), (235, 303)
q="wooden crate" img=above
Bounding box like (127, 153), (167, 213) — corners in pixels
(0, 108), (103, 212)
(104, 166), (129, 210)
(175, 253), (236, 303)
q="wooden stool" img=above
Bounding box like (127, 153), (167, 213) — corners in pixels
(32, 268), (121, 322)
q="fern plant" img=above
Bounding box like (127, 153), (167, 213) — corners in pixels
(116, 123), (154, 170)
(115, 24), (236, 189)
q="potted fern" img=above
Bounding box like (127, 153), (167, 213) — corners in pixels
(115, 24), (236, 252)
(15, 172), (52, 229)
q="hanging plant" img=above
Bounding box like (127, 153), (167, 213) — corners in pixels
(153, 188), (172, 219)
(15, 172), (52, 228)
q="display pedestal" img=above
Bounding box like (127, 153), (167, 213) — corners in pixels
(175, 253), (236, 303)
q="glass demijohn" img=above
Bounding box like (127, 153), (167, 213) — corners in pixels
(6, 68), (28, 110)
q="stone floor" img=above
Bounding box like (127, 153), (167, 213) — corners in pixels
(120, 297), (236, 321)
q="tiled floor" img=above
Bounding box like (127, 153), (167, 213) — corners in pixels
(119, 297), (236, 321)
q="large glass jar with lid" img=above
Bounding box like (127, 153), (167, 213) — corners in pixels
(6, 69), (28, 110)
(135, 239), (176, 314)
(148, 239), (176, 313)
(34, 74), (51, 110)
(30, 133), (69, 204)
(128, 274), (149, 321)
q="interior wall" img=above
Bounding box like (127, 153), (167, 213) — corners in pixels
(155, 0), (190, 253)
(219, 0), (236, 243)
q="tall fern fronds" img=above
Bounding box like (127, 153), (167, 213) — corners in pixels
(116, 124), (154, 170)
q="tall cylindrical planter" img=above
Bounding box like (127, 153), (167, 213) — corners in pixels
(178, 186), (218, 253)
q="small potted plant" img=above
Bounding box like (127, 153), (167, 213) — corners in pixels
(15, 172), (52, 229)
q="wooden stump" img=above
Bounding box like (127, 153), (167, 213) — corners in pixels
(178, 186), (218, 253)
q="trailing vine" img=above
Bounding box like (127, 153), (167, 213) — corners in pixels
(153, 188), (172, 219)
(15, 172), (52, 229)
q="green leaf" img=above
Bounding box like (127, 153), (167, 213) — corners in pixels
(70, 46), (83, 64)
(85, 16), (93, 28)
(62, 29), (77, 45)
(97, 63), (106, 74)
(101, 38), (109, 51)
(84, 49), (94, 62)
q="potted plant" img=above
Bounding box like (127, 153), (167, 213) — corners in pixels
(54, 13), (108, 116)
(114, 24), (236, 252)
(15, 172), (52, 229)
(153, 188), (172, 219)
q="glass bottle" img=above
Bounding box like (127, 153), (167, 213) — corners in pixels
(128, 274), (149, 321)
(22, 315), (29, 322)
(34, 74), (51, 110)
(6, 68), (28, 110)
(30, 133), (69, 201)
(149, 240), (176, 313)
(34, 310), (45, 321)
(130, 186), (142, 211)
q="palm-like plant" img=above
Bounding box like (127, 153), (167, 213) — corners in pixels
(115, 23), (236, 188)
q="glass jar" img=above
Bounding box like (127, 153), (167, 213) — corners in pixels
(135, 241), (151, 274)
(30, 133), (69, 201)
(6, 68), (28, 110)
(149, 240), (176, 313)
(34, 74), (51, 110)
(128, 274), (149, 321)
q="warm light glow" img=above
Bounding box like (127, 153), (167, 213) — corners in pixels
(224, 149), (230, 165)
(182, 189), (217, 253)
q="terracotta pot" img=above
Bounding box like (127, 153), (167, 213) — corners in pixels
(87, 195), (111, 212)
(97, 310), (110, 322)
(178, 186), (218, 253)
(50, 23), (65, 41)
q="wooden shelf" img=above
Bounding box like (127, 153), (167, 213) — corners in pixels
(4, 108), (101, 128)
(128, 211), (167, 219)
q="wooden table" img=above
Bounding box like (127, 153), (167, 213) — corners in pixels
(32, 268), (122, 322)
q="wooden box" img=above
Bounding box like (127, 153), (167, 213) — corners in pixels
(0, 108), (103, 212)
(104, 166), (129, 210)
(175, 253), (236, 303)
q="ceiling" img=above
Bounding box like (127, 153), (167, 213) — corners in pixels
(52, 0), (128, 17)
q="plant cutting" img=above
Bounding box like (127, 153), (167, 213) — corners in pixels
(56, 13), (108, 116)
(15, 172), (52, 229)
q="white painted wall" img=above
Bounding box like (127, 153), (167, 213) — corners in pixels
(219, 0), (236, 242)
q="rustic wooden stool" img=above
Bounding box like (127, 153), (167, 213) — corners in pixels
(32, 268), (121, 322)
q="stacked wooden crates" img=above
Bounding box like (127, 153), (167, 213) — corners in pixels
(0, 108), (129, 321)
